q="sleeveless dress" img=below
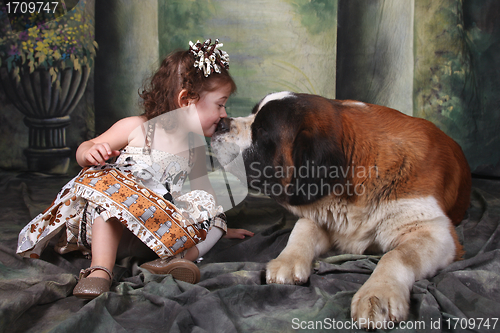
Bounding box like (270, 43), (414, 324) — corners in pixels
(17, 122), (227, 260)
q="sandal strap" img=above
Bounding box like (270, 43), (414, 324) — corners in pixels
(79, 266), (113, 280)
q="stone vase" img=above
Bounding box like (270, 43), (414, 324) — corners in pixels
(0, 66), (90, 174)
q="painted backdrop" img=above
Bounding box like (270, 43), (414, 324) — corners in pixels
(157, 0), (338, 117)
(336, 0), (500, 175)
(0, 0), (499, 176)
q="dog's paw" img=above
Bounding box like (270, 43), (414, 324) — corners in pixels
(351, 278), (410, 329)
(266, 255), (311, 285)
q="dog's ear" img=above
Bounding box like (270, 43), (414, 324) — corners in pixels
(287, 126), (346, 205)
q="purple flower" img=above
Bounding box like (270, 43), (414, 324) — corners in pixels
(18, 31), (29, 41)
(8, 45), (19, 56)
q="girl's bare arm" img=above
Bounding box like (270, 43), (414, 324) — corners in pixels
(76, 116), (146, 167)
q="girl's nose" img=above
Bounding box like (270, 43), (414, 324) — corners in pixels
(220, 107), (228, 118)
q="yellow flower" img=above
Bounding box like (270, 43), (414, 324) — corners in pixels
(43, 30), (56, 40)
(28, 28), (38, 38)
(21, 40), (34, 51)
(36, 41), (50, 54)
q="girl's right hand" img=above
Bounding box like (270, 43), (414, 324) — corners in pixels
(82, 142), (121, 166)
(76, 116), (146, 168)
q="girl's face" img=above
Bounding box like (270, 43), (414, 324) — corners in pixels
(194, 83), (232, 137)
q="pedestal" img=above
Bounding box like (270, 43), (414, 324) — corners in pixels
(0, 66), (90, 174)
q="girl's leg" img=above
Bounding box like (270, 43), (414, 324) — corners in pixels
(87, 216), (123, 279)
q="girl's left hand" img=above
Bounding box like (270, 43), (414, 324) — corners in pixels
(224, 228), (254, 239)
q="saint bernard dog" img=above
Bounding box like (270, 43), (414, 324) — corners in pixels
(210, 91), (471, 328)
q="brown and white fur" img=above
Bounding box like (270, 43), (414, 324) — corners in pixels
(211, 92), (471, 328)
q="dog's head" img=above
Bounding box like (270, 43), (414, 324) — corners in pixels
(211, 91), (346, 206)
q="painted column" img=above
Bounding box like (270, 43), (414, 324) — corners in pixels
(336, 0), (414, 115)
(94, 0), (158, 134)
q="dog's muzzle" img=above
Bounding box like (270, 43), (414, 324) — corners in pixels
(215, 117), (232, 134)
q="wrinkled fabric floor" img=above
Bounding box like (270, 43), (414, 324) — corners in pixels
(0, 171), (499, 333)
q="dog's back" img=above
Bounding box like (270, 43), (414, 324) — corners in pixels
(334, 99), (471, 225)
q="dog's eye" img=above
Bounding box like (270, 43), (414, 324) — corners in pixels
(256, 127), (268, 140)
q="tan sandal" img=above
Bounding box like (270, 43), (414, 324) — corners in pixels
(140, 257), (200, 284)
(73, 266), (113, 300)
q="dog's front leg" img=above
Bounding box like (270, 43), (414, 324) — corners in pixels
(351, 216), (457, 329)
(266, 217), (331, 284)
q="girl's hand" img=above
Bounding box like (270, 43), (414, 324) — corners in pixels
(224, 228), (254, 239)
(76, 116), (145, 168)
(83, 142), (121, 166)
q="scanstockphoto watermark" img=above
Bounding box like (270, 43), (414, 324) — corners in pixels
(291, 317), (427, 331)
(291, 317), (499, 331)
(248, 161), (379, 198)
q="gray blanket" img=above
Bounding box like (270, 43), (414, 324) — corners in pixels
(0, 171), (499, 332)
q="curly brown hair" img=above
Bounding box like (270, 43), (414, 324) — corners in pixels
(139, 50), (237, 121)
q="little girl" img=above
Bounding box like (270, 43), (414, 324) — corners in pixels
(16, 39), (253, 299)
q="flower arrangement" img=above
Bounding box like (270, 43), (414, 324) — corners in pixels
(0, 1), (97, 83)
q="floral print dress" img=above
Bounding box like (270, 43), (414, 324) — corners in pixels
(17, 123), (227, 259)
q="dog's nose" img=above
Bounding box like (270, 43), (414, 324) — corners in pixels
(216, 117), (232, 133)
